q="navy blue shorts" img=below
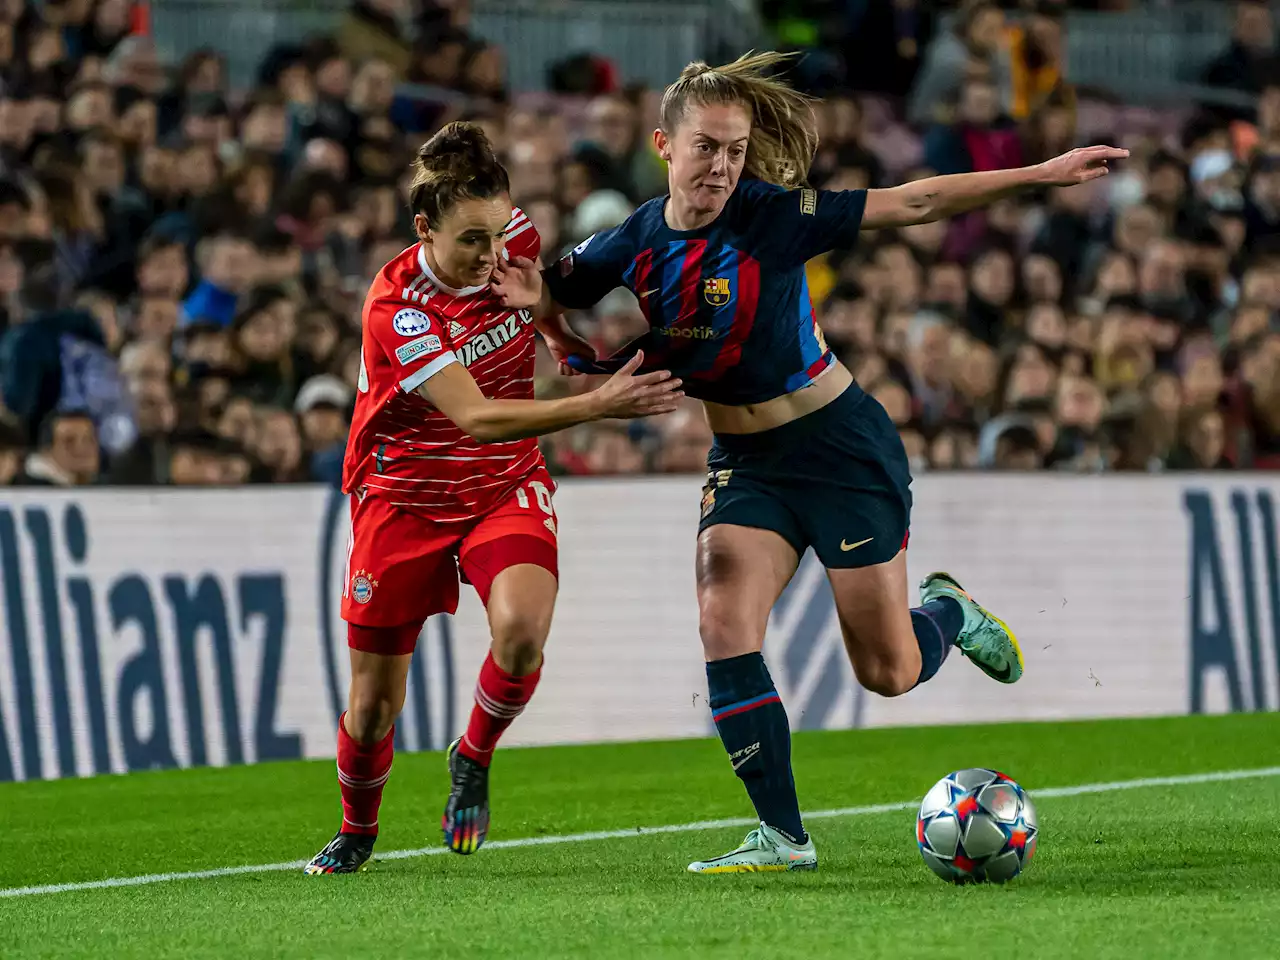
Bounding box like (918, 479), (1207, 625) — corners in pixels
(698, 385), (913, 569)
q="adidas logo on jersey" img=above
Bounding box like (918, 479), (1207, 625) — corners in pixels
(449, 321), (466, 338)
(457, 311), (534, 368)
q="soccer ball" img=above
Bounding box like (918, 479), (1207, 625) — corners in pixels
(916, 768), (1038, 884)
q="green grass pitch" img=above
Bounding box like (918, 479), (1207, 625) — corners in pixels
(4, 713), (1280, 959)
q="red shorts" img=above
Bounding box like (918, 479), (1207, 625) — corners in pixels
(342, 470), (559, 649)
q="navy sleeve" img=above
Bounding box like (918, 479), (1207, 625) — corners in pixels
(753, 186), (868, 266)
(543, 225), (632, 310)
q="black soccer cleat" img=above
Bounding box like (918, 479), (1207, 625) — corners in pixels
(442, 738), (490, 855)
(303, 831), (376, 875)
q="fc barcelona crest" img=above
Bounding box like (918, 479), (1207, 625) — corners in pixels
(703, 277), (731, 306)
(700, 487), (716, 518)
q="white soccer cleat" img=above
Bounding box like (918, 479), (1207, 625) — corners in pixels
(687, 822), (817, 874)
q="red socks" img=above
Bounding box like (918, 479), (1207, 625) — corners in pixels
(457, 652), (541, 766)
(334, 652), (537, 834)
(336, 712), (394, 835)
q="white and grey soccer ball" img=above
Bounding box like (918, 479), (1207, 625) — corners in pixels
(916, 768), (1038, 884)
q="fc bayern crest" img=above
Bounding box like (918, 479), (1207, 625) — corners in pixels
(351, 569), (378, 604)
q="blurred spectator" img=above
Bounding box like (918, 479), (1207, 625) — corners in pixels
(992, 423), (1042, 470)
(964, 247), (1017, 346)
(583, 422), (646, 475)
(1004, 1), (1073, 122)
(1201, 0), (1279, 123)
(929, 420), (979, 470)
(0, 419), (26, 485)
(255, 406), (307, 482)
(837, 0), (931, 99)
(1050, 373), (1105, 467)
(182, 232), (256, 327)
(1167, 407), (1231, 470)
(294, 373), (352, 483)
(336, 0), (412, 78)
(1022, 87), (1076, 166)
(924, 78), (1022, 177)
(653, 403), (714, 474)
(0, 303), (134, 456)
(812, 95), (885, 192)
(167, 431), (231, 485)
(908, 1), (1009, 128)
(15, 409), (100, 486)
(107, 375), (176, 484)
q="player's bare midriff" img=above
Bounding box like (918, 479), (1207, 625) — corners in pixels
(701, 360), (853, 435)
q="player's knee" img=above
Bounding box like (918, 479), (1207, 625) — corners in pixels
(490, 609), (550, 675)
(853, 654), (917, 698)
(698, 599), (761, 660)
(346, 690), (400, 743)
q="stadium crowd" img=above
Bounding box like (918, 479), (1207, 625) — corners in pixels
(1, 0), (1279, 488)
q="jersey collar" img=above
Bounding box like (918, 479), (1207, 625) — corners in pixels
(416, 244), (487, 298)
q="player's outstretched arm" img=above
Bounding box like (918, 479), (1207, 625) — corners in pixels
(493, 256), (599, 375)
(536, 311), (599, 375)
(861, 145), (1130, 229)
(417, 351), (682, 443)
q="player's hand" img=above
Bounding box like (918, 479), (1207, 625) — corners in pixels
(593, 351), (684, 419)
(491, 255), (542, 309)
(543, 326), (598, 376)
(1036, 146), (1130, 187)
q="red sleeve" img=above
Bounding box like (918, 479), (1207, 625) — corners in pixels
(366, 298), (458, 394)
(504, 207), (541, 262)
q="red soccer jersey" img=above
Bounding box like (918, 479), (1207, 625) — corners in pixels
(342, 208), (545, 522)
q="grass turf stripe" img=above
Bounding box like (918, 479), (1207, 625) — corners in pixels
(5, 764), (1279, 899)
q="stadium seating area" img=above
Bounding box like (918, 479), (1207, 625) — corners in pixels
(1, 0), (1279, 487)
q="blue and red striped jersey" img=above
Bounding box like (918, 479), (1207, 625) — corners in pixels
(543, 178), (867, 405)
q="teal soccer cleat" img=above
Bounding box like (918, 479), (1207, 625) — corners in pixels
(919, 572), (1024, 684)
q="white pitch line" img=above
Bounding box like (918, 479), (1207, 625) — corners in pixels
(5, 765), (1280, 899)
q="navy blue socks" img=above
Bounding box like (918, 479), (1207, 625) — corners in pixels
(705, 600), (963, 843)
(910, 597), (964, 685)
(706, 652), (807, 845)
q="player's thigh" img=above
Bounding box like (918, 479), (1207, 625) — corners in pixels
(697, 465), (806, 659)
(826, 549), (919, 697)
(459, 472), (560, 667)
(464, 539), (558, 654)
(696, 524), (801, 661)
(483, 562), (557, 673)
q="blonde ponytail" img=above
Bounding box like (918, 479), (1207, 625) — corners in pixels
(659, 51), (818, 188)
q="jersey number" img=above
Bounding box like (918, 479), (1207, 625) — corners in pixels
(357, 346), (369, 393)
(515, 480), (554, 515)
